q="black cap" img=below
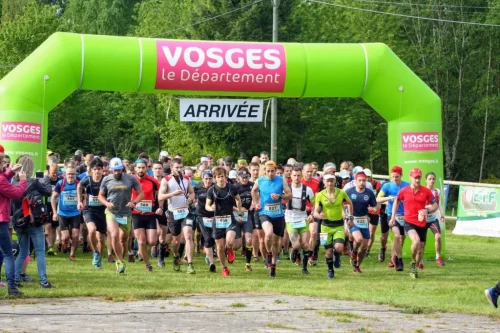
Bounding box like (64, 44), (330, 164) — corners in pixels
(238, 171), (249, 177)
(224, 156), (233, 164)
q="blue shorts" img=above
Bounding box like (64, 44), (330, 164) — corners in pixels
(349, 226), (370, 240)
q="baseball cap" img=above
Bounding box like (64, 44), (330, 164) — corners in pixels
(0, 145), (4, 153)
(353, 166), (363, 174)
(229, 170), (238, 179)
(265, 160), (276, 168)
(200, 156), (209, 163)
(363, 168), (372, 177)
(391, 165), (403, 175)
(238, 171), (249, 178)
(109, 157), (124, 171)
(323, 162), (336, 172)
(237, 158), (247, 164)
(324, 174), (336, 180)
(202, 170), (213, 178)
(410, 168), (422, 178)
(224, 156), (233, 164)
(75, 149), (84, 157)
(339, 170), (350, 179)
(355, 171), (367, 178)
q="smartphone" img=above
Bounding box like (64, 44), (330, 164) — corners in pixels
(36, 171), (44, 179)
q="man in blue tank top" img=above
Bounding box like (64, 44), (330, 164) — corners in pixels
(251, 161), (292, 278)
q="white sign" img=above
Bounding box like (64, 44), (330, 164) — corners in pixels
(180, 98), (263, 122)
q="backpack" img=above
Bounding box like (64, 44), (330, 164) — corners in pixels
(12, 181), (49, 229)
(286, 184), (308, 211)
(60, 178), (79, 193)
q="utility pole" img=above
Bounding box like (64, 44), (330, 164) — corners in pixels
(270, 0), (280, 162)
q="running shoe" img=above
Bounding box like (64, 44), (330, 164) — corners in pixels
(57, 243), (62, 253)
(378, 248), (386, 262)
(69, 255), (76, 262)
(118, 262), (126, 274)
(40, 282), (54, 289)
(295, 259), (301, 266)
(227, 247), (235, 264)
(350, 252), (357, 268)
(396, 258), (404, 272)
(418, 262), (424, 270)
(14, 280), (22, 288)
(485, 288), (499, 308)
(327, 270), (334, 279)
(158, 259), (165, 268)
(388, 255), (395, 268)
(20, 274), (34, 282)
(334, 252), (341, 268)
(173, 256), (181, 271)
(128, 253), (135, 263)
(47, 247), (55, 256)
(8, 288), (23, 296)
(92, 251), (99, 266)
(353, 266), (361, 274)
(436, 257), (445, 267)
(252, 256), (259, 263)
(209, 263), (216, 273)
(146, 264), (153, 272)
(151, 246), (158, 259)
(302, 269), (310, 275)
(410, 262), (418, 279)
(186, 264), (196, 274)
(269, 264), (276, 278)
(245, 264), (253, 272)
(308, 257), (317, 267)
(222, 267), (230, 277)
(108, 254), (116, 263)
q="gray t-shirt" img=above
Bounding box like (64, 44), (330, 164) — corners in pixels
(100, 174), (141, 216)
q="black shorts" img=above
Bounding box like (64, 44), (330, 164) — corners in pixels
(380, 212), (389, 234)
(404, 223), (427, 243)
(253, 211), (262, 230)
(132, 215), (157, 230)
(369, 214), (379, 226)
(59, 215), (81, 231)
(212, 215), (238, 240)
(198, 216), (215, 248)
(83, 211), (107, 235)
(167, 211), (195, 236)
(426, 220), (441, 236)
(259, 215), (285, 237)
(392, 221), (405, 237)
(156, 212), (168, 226)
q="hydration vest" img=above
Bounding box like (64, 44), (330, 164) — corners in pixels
(287, 184), (308, 211)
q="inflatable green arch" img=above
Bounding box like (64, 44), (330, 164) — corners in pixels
(0, 32), (442, 181)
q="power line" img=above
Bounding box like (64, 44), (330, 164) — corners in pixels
(149, 0), (264, 38)
(346, 0), (500, 10)
(308, 0), (500, 27)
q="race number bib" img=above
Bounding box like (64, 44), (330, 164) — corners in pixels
(215, 215), (231, 229)
(88, 195), (102, 207)
(136, 200), (153, 213)
(47, 196), (51, 203)
(173, 207), (189, 220)
(233, 211), (248, 222)
(289, 220), (306, 229)
(114, 215), (127, 225)
(354, 217), (368, 229)
(427, 211), (438, 222)
(264, 203), (282, 217)
(202, 217), (214, 228)
(62, 193), (77, 206)
(319, 232), (328, 246)
(395, 215), (405, 226)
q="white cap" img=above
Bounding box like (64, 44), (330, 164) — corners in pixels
(109, 157), (124, 171)
(323, 174), (336, 180)
(363, 168), (372, 177)
(159, 151), (169, 157)
(323, 162), (336, 172)
(339, 170), (350, 179)
(353, 166), (363, 174)
(229, 170), (238, 179)
(200, 156), (209, 162)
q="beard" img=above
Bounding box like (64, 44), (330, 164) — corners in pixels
(113, 173), (123, 180)
(137, 172), (145, 178)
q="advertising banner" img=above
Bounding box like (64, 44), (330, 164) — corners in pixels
(453, 186), (500, 237)
(180, 99), (263, 122)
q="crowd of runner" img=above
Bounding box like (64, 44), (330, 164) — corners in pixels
(0, 147), (447, 296)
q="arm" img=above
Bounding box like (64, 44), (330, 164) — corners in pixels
(0, 177), (27, 200)
(313, 202), (324, 220)
(129, 189), (144, 208)
(205, 188), (215, 212)
(77, 182), (85, 211)
(251, 179), (261, 210)
(389, 198), (399, 226)
(158, 178), (184, 201)
(376, 190), (394, 204)
(234, 194), (243, 222)
(187, 182), (195, 204)
(98, 190), (114, 210)
(36, 178), (52, 196)
(281, 178), (292, 201)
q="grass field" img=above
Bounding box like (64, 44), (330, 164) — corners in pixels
(4, 221), (500, 317)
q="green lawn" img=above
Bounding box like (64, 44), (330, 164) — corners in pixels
(4, 221), (500, 317)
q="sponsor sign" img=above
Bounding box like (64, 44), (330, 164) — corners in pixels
(453, 186), (500, 237)
(401, 132), (439, 151)
(155, 41), (286, 92)
(1, 121), (41, 143)
(180, 99), (263, 122)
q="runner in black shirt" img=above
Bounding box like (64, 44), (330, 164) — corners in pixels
(194, 170), (216, 272)
(234, 170), (255, 272)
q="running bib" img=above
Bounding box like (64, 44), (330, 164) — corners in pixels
(233, 211), (248, 222)
(202, 217), (214, 228)
(289, 220), (306, 229)
(114, 215), (127, 225)
(264, 203), (282, 217)
(62, 193), (77, 206)
(319, 232), (328, 246)
(172, 207), (189, 220)
(88, 195), (102, 207)
(427, 211), (438, 222)
(395, 215), (405, 226)
(136, 200), (153, 213)
(47, 197), (51, 203)
(215, 215), (231, 229)
(185, 218), (193, 226)
(354, 217), (368, 229)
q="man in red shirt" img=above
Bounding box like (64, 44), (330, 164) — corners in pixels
(132, 159), (162, 272)
(390, 168), (438, 279)
(301, 163), (320, 265)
